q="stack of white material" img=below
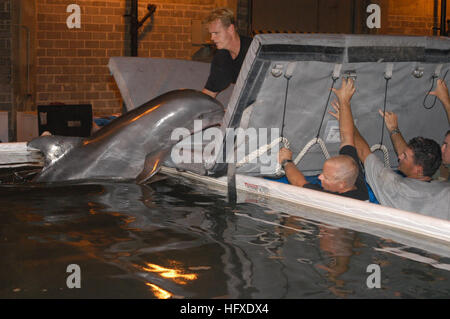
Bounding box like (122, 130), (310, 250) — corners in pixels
(0, 142), (43, 168)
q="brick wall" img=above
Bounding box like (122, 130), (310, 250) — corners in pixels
(385, 0), (436, 36)
(36, 0), (216, 116)
(386, 15), (435, 36)
(27, 0), (450, 118)
(382, 0), (450, 36)
(0, 0), (12, 114)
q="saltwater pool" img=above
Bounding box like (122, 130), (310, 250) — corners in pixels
(0, 176), (449, 298)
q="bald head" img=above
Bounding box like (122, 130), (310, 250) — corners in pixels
(324, 155), (359, 189)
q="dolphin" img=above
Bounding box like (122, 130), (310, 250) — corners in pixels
(28, 89), (224, 183)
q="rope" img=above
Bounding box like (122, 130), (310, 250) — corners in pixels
(293, 137), (330, 165)
(280, 77), (290, 138)
(423, 69), (448, 110)
(372, 67), (391, 168)
(316, 78), (338, 139)
(236, 68), (336, 175)
(234, 135), (331, 176)
(370, 144), (390, 167)
(236, 136), (289, 168)
(281, 62), (296, 138)
(379, 77), (390, 146)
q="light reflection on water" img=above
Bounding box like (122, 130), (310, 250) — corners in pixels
(0, 177), (449, 299)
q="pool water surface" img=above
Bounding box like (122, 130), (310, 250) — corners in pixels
(0, 176), (449, 298)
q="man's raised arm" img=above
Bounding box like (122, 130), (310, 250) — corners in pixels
(329, 78), (372, 163)
(331, 78), (356, 148)
(378, 110), (408, 156)
(430, 79), (450, 124)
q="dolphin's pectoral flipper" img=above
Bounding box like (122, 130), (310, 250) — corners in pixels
(138, 173), (168, 186)
(136, 149), (171, 184)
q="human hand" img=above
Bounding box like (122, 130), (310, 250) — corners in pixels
(278, 147), (293, 164)
(332, 78), (356, 105)
(429, 79), (450, 103)
(378, 110), (398, 132)
(328, 99), (340, 120)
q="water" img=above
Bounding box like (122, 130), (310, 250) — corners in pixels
(0, 174), (449, 299)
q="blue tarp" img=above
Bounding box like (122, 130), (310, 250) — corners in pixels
(265, 175), (380, 204)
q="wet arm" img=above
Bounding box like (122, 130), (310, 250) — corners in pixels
(353, 128), (372, 164)
(442, 96), (450, 123)
(331, 78), (356, 148)
(283, 162), (308, 187)
(388, 130), (408, 157)
(279, 147), (308, 187)
(337, 96), (355, 148)
(331, 79), (371, 162)
(378, 110), (408, 156)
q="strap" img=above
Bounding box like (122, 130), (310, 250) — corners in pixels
(384, 63), (394, 80)
(332, 64), (342, 80)
(285, 62), (296, 79)
(434, 64), (443, 78)
(423, 67), (448, 110)
(380, 66), (392, 145)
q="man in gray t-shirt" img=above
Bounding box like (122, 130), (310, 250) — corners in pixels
(330, 78), (449, 220)
(364, 152), (449, 219)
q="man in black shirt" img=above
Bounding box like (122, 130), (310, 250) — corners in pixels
(278, 79), (369, 201)
(202, 8), (252, 99)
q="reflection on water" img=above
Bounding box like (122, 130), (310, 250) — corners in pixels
(0, 176), (449, 298)
(146, 283), (172, 299)
(141, 262), (198, 285)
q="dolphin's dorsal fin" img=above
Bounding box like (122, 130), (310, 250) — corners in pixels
(136, 149), (171, 184)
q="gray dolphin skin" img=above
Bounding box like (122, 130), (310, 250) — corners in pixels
(28, 89), (224, 183)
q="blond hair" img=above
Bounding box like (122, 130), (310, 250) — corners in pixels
(204, 7), (235, 27)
